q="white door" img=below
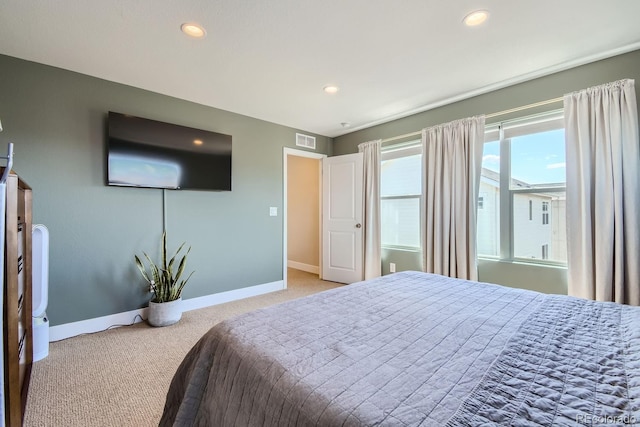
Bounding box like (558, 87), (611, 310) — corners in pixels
(322, 153), (364, 283)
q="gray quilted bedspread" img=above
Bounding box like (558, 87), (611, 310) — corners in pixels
(159, 272), (640, 426)
(447, 294), (640, 426)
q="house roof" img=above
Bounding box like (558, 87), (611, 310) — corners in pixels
(481, 167), (565, 199)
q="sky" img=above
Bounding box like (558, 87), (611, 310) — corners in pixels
(482, 129), (566, 185)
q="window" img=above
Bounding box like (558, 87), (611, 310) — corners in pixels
(381, 142), (422, 249)
(477, 140), (500, 257)
(477, 110), (567, 264)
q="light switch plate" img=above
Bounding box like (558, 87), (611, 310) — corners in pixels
(269, 207), (278, 216)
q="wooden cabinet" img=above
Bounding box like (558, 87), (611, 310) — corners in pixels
(3, 168), (32, 426)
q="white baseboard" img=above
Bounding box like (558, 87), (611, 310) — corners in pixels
(49, 279), (285, 342)
(49, 307), (149, 342)
(287, 260), (319, 274)
(180, 280), (284, 312)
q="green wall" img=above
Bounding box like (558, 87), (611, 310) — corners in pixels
(2, 49), (639, 324)
(335, 49), (640, 294)
(0, 54), (331, 326)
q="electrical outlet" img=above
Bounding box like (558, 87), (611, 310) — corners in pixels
(390, 263), (396, 273)
(269, 207), (278, 216)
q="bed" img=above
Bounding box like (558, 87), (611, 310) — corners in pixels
(160, 271), (640, 426)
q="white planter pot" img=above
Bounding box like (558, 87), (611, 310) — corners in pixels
(148, 297), (183, 327)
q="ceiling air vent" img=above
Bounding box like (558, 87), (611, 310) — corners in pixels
(296, 133), (316, 150)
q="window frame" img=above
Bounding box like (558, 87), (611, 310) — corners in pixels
(542, 201), (549, 225)
(380, 141), (422, 251)
(481, 110), (567, 267)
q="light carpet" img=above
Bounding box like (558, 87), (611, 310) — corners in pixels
(24, 269), (341, 427)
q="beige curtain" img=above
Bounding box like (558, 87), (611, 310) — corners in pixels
(422, 116), (485, 281)
(358, 140), (382, 279)
(564, 79), (640, 305)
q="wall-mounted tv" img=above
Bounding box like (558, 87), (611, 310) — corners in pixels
(107, 112), (232, 191)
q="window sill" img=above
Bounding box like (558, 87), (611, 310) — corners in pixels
(478, 257), (567, 270)
(382, 246), (421, 253)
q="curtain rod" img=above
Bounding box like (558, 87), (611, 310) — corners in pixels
(380, 96), (564, 145)
(484, 96), (563, 119)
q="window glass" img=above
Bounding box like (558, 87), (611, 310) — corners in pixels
(513, 193), (566, 263)
(477, 140), (500, 257)
(381, 146), (422, 249)
(380, 154), (421, 197)
(381, 198), (421, 248)
(510, 129), (566, 189)
(479, 113), (567, 265)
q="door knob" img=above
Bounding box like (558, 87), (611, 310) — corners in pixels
(355, 223), (362, 228)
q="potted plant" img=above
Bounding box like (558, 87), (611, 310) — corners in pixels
(134, 231), (194, 327)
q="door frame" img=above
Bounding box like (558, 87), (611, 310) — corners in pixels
(283, 147), (326, 289)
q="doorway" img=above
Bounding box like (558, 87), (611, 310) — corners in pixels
(283, 148), (325, 288)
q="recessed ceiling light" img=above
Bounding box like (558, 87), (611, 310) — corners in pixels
(463, 10), (489, 27)
(193, 139), (203, 146)
(181, 23), (206, 39)
(323, 85), (340, 94)
(341, 122), (351, 128)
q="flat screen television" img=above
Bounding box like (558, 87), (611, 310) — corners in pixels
(107, 112), (232, 191)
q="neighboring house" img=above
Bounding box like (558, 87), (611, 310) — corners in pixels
(478, 168), (567, 262)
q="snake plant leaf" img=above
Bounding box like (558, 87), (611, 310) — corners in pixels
(134, 255), (151, 283)
(174, 248), (191, 284)
(175, 271), (194, 299)
(161, 231), (168, 270)
(168, 242), (186, 270)
(134, 232), (194, 303)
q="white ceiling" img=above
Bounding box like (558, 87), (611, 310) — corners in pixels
(1, 1), (639, 137)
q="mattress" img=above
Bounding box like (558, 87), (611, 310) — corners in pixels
(160, 271), (640, 426)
